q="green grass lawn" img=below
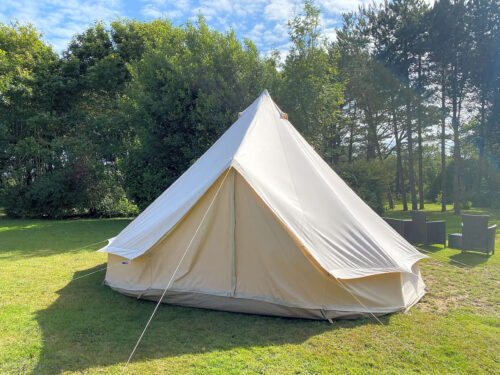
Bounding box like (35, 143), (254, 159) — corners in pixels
(0, 206), (499, 374)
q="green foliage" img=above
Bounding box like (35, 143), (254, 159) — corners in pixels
(0, 21), (165, 217)
(2, 170), (77, 218)
(461, 200), (472, 210)
(92, 185), (139, 218)
(435, 192), (443, 205)
(428, 158), (500, 208)
(119, 18), (279, 209)
(0, 18), (280, 217)
(278, 0), (344, 164)
(1, 0), (498, 218)
(337, 160), (389, 214)
(1, 152), (139, 218)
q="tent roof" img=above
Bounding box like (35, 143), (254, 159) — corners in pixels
(101, 90), (425, 279)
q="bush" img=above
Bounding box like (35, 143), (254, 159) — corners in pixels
(1, 170), (84, 218)
(336, 160), (390, 215)
(435, 192), (443, 205)
(92, 184), (139, 217)
(461, 200), (472, 210)
(1, 162), (139, 219)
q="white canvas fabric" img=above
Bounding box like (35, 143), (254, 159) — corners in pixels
(100, 90), (426, 280)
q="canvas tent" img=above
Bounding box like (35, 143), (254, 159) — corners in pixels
(100, 90), (426, 320)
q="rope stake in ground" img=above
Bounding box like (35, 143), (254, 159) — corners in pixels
(121, 168), (232, 374)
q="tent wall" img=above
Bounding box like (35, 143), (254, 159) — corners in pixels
(104, 168), (424, 319)
(105, 170), (233, 294)
(233, 170), (408, 310)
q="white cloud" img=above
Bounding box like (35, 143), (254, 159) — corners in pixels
(264, 0), (301, 21)
(0, 0), (123, 53)
(0, 0), (350, 55)
(246, 22), (265, 42)
(141, 4), (163, 18)
(318, 0), (371, 14)
(323, 26), (337, 41)
(201, 0), (232, 13)
(141, 2), (183, 20)
(245, 21), (291, 47)
(318, 13), (340, 42)
(232, 0), (267, 17)
(264, 23), (289, 44)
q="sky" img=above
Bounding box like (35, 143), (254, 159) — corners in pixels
(0, 0), (374, 56)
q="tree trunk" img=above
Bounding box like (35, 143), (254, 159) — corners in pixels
(476, 97), (486, 197)
(332, 122), (340, 165)
(417, 114), (424, 209)
(348, 107), (356, 163)
(451, 68), (461, 215)
(348, 129), (354, 163)
(407, 102), (418, 210)
(393, 109), (407, 211)
(366, 109), (377, 161)
(452, 122), (461, 214)
(375, 132), (393, 209)
(440, 69), (447, 212)
(417, 55), (424, 209)
(395, 163), (400, 195)
(387, 184), (395, 209)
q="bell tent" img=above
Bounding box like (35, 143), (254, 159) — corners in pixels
(100, 90), (426, 320)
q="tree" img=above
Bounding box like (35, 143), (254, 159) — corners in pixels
(279, 0), (344, 164)
(119, 18), (279, 208)
(337, 9), (398, 209)
(0, 23), (65, 216)
(467, 0), (500, 199)
(430, 0), (472, 214)
(356, 1), (430, 210)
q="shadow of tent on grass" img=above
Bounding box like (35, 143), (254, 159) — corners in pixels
(32, 264), (386, 374)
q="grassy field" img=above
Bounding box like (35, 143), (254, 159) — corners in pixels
(0, 204), (498, 374)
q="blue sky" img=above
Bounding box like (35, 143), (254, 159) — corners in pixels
(0, 0), (373, 56)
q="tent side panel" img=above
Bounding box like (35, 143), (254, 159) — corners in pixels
(103, 170), (233, 295)
(233, 172), (407, 311)
(105, 253), (150, 291)
(146, 169), (234, 294)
